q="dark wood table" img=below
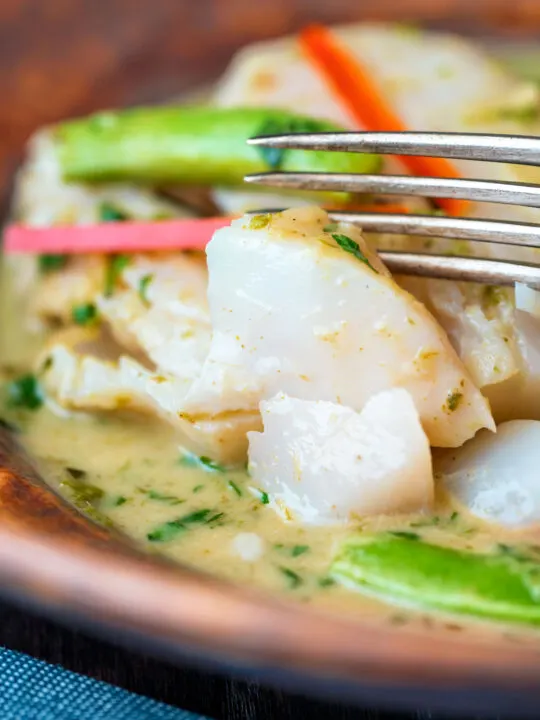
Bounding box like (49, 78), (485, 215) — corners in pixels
(1, 1), (539, 717)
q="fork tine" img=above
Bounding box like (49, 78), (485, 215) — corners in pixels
(248, 132), (540, 166)
(328, 211), (540, 248)
(245, 172), (540, 208)
(248, 208), (540, 248)
(380, 252), (540, 288)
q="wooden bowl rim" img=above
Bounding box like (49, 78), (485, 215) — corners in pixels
(2, 463), (540, 698)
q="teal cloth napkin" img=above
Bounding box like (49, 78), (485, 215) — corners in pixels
(0, 647), (212, 720)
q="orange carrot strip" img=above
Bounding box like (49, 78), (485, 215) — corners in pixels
(4, 217), (233, 255)
(299, 24), (467, 216)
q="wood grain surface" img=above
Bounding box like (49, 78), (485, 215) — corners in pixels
(1, 0), (540, 195)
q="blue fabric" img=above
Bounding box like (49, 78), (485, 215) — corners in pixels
(0, 647), (211, 720)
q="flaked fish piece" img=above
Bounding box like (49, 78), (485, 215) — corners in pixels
(399, 277), (540, 424)
(248, 390), (433, 524)
(441, 420), (540, 529)
(184, 207), (494, 447)
(33, 255), (107, 324)
(96, 253), (211, 379)
(38, 327), (257, 464)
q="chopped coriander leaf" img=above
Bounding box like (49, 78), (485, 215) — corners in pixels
(228, 480), (242, 497)
(331, 233), (378, 273)
(192, 484), (205, 493)
(6, 375), (43, 410)
(138, 274), (154, 306)
(72, 302), (98, 326)
(182, 509), (213, 524)
(279, 566), (303, 589)
(99, 202), (130, 222)
(388, 531), (420, 541)
(39, 254), (68, 273)
(291, 544), (310, 557)
(254, 488), (270, 505)
(146, 489), (184, 505)
(207, 512), (226, 526)
(65, 467), (87, 480)
(104, 254), (130, 297)
(446, 390), (463, 412)
(147, 518), (188, 543)
(114, 495), (128, 507)
(146, 508), (213, 542)
(450, 511), (459, 522)
(199, 456), (226, 472)
(179, 451), (226, 473)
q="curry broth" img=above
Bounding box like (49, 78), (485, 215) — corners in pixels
(2, 259), (540, 645)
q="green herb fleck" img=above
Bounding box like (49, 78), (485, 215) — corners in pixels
(483, 285), (506, 308)
(446, 390), (464, 412)
(450, 511), (459, 522)
(228, 480), (243, 497)
(255, 488), (270, 505)
(72, 302), (98, 326)
(179, 451), (226, 473)
(65, 467), (86, 480)
(206, 511), (226, 526)
(59, 475), (112, 527)
(138, 274), (154, 306)
(147, 508), (213, 543)
(40, 357), (53, 373)
(248, 214), (271, 230)
(318, 576), (336, 588)
(99, 202), (130, 222)
(388, 531), (420, 541)
(114, 495), (128, 507)
(279, 566), (303, 589)
(6, 375), (43, 410)
(331, 233), (378, 273)
(199, 456), (226, 472)
(104, 254), (130, 297)
(192, 484), (205, 493)
(38, 254), (68, 273)
(291, 544), (310, 557)
(146, 489), (185, 505)
(181, 509), (213, 524)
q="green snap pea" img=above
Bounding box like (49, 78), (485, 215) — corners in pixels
(57, 106), (381, 186)
(332, 533), (540, 626)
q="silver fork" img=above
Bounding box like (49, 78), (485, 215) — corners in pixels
(245, 131), (540, 288)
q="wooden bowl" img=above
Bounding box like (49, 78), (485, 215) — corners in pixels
(3, 2), (540, 715)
